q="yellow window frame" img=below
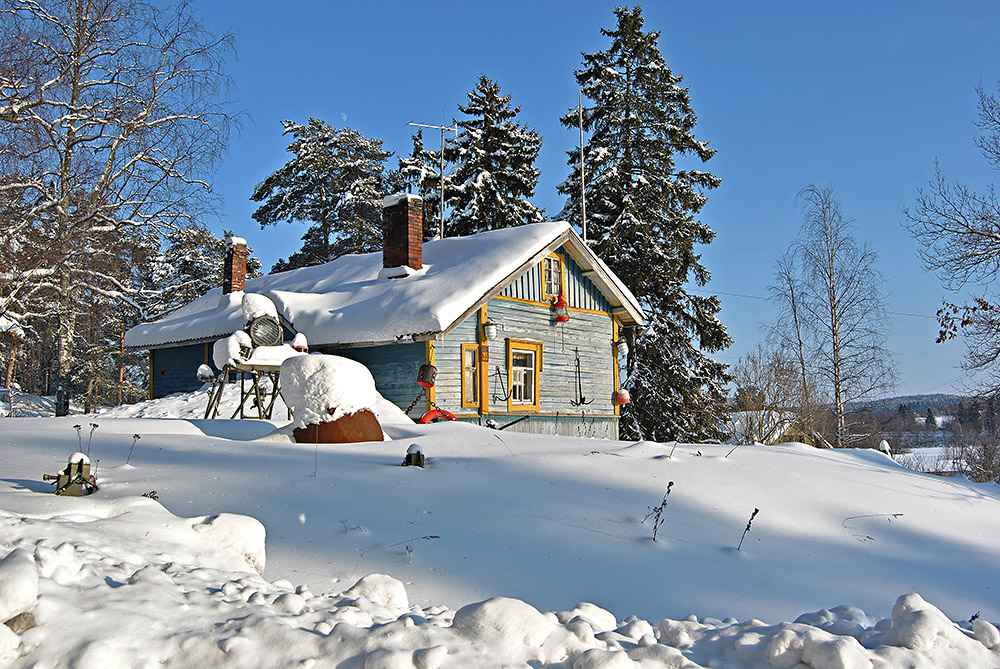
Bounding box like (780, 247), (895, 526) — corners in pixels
(506, 339), (542, 412)
(460, 343), (480, 408)
(541, 252), (566, 302)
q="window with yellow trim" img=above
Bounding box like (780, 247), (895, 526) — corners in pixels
(461, 343), (479, 407)
(542, 254), (564, 300)
(507, 340), (542, 411)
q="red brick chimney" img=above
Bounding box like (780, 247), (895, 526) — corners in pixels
(382, 194), (423, 272)
(223, 236), (248, 294)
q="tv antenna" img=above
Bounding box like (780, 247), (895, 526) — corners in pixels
(408, 120), (459, 240)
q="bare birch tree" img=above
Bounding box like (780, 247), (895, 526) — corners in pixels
(730, 343), (803, 444)
(0, 0), (236, 387)
(771, 185), (896, 447)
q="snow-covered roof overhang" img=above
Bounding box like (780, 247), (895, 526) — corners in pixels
(125, 222), (645, 350)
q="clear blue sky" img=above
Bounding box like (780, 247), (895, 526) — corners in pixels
(196, 1), (1000, 398)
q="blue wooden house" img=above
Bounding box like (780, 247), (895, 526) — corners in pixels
(125, 195), (644, 439)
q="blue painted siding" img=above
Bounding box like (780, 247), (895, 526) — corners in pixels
(499, 246), (611, 313)
(326, 342), (426, 411)
(151, 343), (210, 398)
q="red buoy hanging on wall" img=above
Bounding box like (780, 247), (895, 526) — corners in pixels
(553, 294), (570, 323)
(417, 363), (438, 388)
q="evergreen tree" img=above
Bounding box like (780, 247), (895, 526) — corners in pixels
(558, 6), (730, 441)
(251, 119), (391, 272)
(144, 226), (262, 319)
(397, 129), (441, 240)
(444, 76), (544, 237)
(925, 408), (938, 430)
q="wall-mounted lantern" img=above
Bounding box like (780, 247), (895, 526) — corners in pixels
(483, 318), (499, 341)
(614, 339), (629, 358)
(553, 294), (570, 323)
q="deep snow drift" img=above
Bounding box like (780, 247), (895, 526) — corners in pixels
(2, 386), (1000, 667)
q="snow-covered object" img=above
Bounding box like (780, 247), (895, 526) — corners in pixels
(67, 452), (90, 466)
(279, 354), (378, 428)
(243, 345), (303, 368)
(212, 331), (251, 370)
(879, 439), (891, 454)
(196, 364), (215, 382)
(406, 443), (422, 455)
(125, 223), (643, 349)
(0, 548), (38, 623)
(291, 332), (308, 350)
(228, 235), (247, 248)
(241, 293), (278, 323)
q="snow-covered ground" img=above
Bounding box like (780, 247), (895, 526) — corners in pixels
(2, 386), (1000, 667)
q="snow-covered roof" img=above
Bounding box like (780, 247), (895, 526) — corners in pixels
(125, 222), (644, 350)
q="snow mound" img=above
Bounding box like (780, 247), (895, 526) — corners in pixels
(451, 597), (562, 661)
(241, 293), (278, 322)
(280, 354), (379, 428)
(344, 573), (409, 610)
(0, 548), (38, 623)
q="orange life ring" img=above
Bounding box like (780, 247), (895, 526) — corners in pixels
(419, 409), (456, 424)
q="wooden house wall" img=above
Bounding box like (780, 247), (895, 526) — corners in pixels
(428, 312), (478, 414)
(500, 248), (611, 313)
(429, 244), (623, 441)
(323, 342), (426, 411)
(487, 299), (616, 415)
(150, 342), (210, 399)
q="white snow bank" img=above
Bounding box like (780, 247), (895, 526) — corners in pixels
(280, 354), (379, 428)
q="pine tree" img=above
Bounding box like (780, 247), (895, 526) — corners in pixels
(443, 76), (544, 237)
(251, 119), (391, 271)
(558, 6), (731, 441)
(397, 129), (441, 240)
(143, 226), (262, 319)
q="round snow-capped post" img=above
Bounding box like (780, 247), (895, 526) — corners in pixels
(196, 364), (215, 383)
(280, 354), (384, 443)
(291, 332), (309, 352)
(402, 443), (425, 468)
(615, 389), (630, 405)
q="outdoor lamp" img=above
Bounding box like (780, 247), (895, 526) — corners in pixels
(483, 318), (499, 341)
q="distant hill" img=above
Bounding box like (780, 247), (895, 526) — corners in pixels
(848, 393), (966, 414)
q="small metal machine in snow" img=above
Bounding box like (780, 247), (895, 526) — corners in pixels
(43, 453), (98, 496)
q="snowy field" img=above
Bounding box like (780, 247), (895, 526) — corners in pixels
(2, 386), (1000, 667)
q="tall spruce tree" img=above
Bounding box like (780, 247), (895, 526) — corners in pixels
(397, 129), (441, 240)
(443, 76), (544, 237)
(558, 6), (731, 441)
(251, 119), (391, 272)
